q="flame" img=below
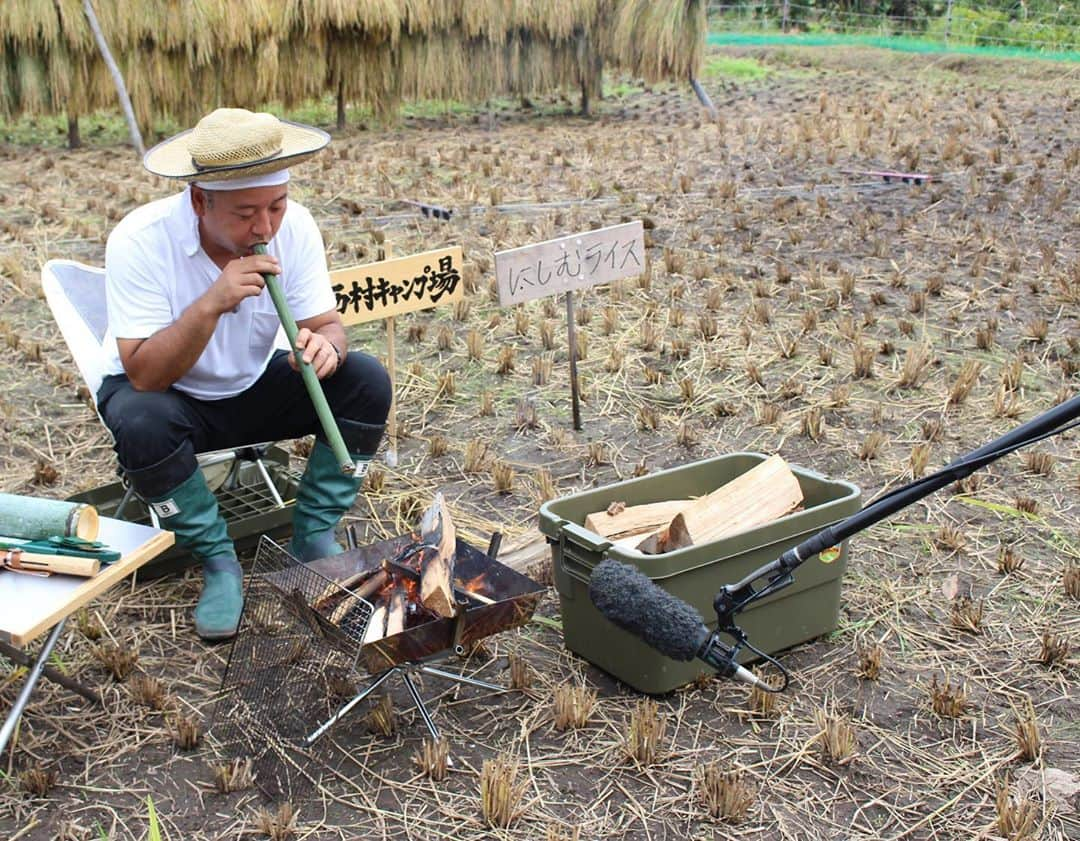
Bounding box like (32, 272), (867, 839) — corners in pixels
(369, 570), (423, 608)
(461, 572), (489, 594)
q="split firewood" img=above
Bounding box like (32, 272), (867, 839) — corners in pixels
(418, 492), (458, 618)
(584, 499), (692, 539)
(313, 566), (380, 611)
(385, 587), (407, 637)
(637, 455), (804, 554)
(362, 604), (388, 646)
(353, 565), (391, 600)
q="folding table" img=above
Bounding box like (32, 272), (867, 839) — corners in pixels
(0, 517), (173, 753)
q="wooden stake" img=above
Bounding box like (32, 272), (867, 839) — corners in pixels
(418, 492), (457, 618)
(379, 243), (399, 467)
(565, 291), (582, 430)
(82, 0), (144, 156)
(385, 314), (397, 466)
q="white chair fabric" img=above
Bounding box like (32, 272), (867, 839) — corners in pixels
(40, 259), (289, 512)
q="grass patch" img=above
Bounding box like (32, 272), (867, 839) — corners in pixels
(702, 55), (771, 81)
(604, 80), (647, 99)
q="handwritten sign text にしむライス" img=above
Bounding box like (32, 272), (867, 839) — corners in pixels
(494, 221), (645, 306)
(329, 246), (465, 325)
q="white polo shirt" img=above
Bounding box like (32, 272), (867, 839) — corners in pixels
(102, 187), (335, 400)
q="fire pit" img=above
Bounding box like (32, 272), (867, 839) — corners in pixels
(214, 531), (544, 797)
(305, 531), (544, 673)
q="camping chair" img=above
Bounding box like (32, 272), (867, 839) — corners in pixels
(41, 259), (299, 568)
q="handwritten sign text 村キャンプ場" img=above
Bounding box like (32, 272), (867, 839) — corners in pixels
(329, 246), (465, 326)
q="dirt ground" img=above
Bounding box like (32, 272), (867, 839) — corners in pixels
(0, 46), (1078, 840)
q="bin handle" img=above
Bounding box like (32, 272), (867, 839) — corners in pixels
(559, 522), (612, 553)
(559, 555), (593, 587)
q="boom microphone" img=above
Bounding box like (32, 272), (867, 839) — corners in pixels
(588, 559), (767, 689)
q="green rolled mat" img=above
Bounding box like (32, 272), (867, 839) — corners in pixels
(0, 492), (100, 541)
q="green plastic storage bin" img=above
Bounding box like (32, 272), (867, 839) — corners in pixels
(538, 452), (861, 694)
(67, 446), (301, 580)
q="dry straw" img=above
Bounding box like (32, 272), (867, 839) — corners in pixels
(413, 738), (450, 781)
(253, 802), (299, 841)
(552, 682), (596, 731)
(5, 1), (704, 124)
(995, 776), (1039, 840)
(814, 704), (857, 764)
(1012, 698), (1041, 762)
(212, 757), (254, 794)
(480, 753), (527, 829)
(625, 698), (667, 765)
(697, 763), (754, 823)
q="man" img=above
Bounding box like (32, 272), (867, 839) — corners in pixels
(98, 108), (392, 640)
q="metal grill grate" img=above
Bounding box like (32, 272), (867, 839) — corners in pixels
(213, 536), (374, 798)
(215, 479), (294, 521)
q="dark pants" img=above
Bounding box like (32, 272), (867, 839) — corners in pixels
(97, 350), (392, 498)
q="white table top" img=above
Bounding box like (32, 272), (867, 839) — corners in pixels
(0, 517), (173, 646)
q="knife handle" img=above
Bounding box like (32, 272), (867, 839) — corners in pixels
(3, 550), (100, 578)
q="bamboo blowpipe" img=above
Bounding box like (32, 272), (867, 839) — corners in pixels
(252, 243), (354, 474)
(0, 493), (99, 541)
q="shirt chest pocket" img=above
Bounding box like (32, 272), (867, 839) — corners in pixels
(249, 310), (287, 353)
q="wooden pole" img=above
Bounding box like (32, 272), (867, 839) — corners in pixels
(67, 113), (81, 149)
(781, 0), (791, 33)
(565, 291), (582, 431)
(689, 77), (718, 121)
(336, 79), (346, 131)
(378, 244), (398, 467)
(944, 0), (954, 45)
(82, 0), (144, 156)
(385, 315), (397, 466)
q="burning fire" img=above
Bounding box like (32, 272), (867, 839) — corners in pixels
(460, 572), (490, 595)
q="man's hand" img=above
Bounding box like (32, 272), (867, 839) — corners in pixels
(291, 327), (340, 379)
(204, 253), (281, 315)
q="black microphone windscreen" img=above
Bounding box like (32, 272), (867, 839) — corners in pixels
(588, 559), (708, 662)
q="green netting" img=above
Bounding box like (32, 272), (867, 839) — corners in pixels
(707, 32), (1080, 64)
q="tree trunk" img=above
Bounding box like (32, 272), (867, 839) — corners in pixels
(82, 0), (144, 156)
(67, 113), (81, 149)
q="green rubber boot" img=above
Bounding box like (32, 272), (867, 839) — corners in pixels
(148, 469), (242, 641)
(288, 439), (374, 562)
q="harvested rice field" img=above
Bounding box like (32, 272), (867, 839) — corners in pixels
(0, 46), (1078, 840)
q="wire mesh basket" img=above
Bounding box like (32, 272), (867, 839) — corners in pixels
(213, 536), (374, 798)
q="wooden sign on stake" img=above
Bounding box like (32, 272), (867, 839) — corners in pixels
(329, 245), (465, 465)
(494, 221), (644, 430)
(331, 246), (465, 327)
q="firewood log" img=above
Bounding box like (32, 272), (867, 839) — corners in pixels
(637, 455), (803, 554)
(362, 604), (388, 645)
(418, 492), (457, 618)
(385, 586), (407, 637)
(583, 499), (691, 539)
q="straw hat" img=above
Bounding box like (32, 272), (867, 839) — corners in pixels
(142, 108), (330, 182)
